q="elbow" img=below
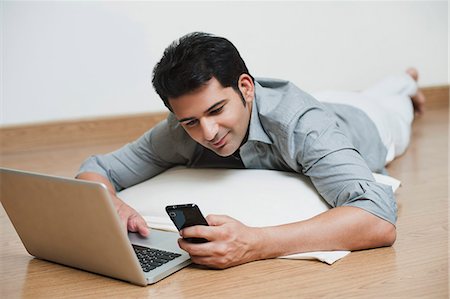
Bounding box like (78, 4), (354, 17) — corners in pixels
(376, 220), (397, 247)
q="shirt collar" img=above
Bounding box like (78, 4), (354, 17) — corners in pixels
(246, 82), (273, 145)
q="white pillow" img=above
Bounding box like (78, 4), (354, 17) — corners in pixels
(118, 167), (400, 264)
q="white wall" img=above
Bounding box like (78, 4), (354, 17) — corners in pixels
(1, 1), (448, 126)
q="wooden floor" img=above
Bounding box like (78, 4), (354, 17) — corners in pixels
(0, 88), (448, 298)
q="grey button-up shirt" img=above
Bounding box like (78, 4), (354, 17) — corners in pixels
(79, 78), (397, 224)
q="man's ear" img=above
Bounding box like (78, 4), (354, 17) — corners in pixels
(238, 74), (255, 104)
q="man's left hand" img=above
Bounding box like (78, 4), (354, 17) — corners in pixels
(178, 214), (262, 269)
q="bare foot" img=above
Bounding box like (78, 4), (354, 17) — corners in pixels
(406, 67), (419, 81)
(406, 67), (426, 116)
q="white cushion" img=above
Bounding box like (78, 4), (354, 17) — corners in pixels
(118, 167), (400, 264)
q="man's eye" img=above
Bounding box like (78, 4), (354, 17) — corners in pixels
(210, 106), (224, 115)
(185, 120), (198, 127)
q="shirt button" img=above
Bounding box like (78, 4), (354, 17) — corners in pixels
(255, 143), (265, 153)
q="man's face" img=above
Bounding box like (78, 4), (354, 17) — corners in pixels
(169, 75), (254, 157)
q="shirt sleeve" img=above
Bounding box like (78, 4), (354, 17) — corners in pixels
(77, 115), (197, 191)
(288, 105), (397, 225)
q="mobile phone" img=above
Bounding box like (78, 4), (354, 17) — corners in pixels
(165, 204), (209, 243)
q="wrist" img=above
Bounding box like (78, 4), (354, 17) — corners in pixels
(251, 226), (295, 260)
(110, 193), (124, 210)
(250, 227), (271, 261)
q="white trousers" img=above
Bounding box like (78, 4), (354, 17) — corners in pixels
(312, 73), (416, 165)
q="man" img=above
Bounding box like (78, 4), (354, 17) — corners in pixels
(77, 32), (426, 269)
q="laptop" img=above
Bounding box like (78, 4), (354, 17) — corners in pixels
(0, 167), (191, 286)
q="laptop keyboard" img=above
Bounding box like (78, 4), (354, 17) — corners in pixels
(132, 244), (182, 272)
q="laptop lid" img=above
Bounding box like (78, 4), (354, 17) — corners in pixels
(0, 167), (190, 286)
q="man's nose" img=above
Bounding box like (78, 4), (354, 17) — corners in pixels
(200, 118), (218, 141)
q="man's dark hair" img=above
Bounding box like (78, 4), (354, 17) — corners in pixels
(152, 32), (254, 111)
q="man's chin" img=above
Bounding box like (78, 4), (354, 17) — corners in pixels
(209, 145), (236, 157)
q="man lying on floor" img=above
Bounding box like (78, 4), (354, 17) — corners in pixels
(77, 32), (426, 269)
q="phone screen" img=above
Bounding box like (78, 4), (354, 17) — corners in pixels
(165, 204), (209, 243)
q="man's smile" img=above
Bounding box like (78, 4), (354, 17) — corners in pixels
(211, 132), (229, 149)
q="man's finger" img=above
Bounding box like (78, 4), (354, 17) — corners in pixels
(127, 215), (149, 237)
(189, 254), (230, 269)
(206, 214), (235, 226)
(178, 238), (215, 257)
(138, 221), (150, 237)
(181, 224), (224, 241)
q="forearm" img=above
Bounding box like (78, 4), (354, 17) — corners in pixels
(254, 206), (396, 260)
(77, 172), (149, 236)
(76, 172), (123, 208)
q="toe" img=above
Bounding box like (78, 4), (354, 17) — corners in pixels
(406, 68), (419, 81)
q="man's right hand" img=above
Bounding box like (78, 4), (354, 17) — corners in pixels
(112, 196), (149, 237)
(76, 172), (149, 237)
